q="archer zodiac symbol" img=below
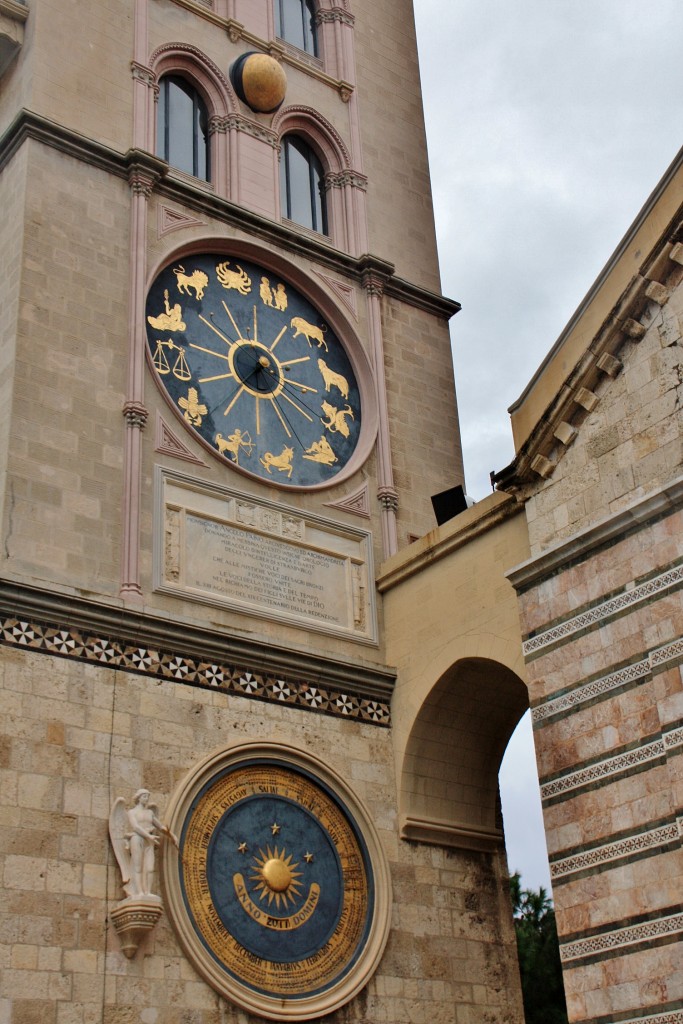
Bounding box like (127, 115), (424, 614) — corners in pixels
(215, 429), (254, 466)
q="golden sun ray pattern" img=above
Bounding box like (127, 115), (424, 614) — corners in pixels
(249, 845), (304, 909)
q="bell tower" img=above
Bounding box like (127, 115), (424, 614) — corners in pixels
(0, 2), (526, 1021)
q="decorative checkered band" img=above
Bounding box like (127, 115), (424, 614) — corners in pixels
(1, 616), (391, 726)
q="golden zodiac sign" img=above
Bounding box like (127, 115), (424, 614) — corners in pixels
(173, 266), (209, 300)
(147, 290), (186, 332)
(260, 445), (294, 478)
(273, 283), (288, 311)
(260, 277), (274, 306)
(259, 277), (288, 311)
(318, 359), (349, 399)
(291, 316), (328, 352)
(152, 339), (191, 380)
(320, 401), (354, 438)
(178, 386), (208, 426)
(215, 428), (254, 465)
(303, 435), (338, 465)
(216, 261), (252, 295)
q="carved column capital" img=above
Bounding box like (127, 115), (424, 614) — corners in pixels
(126, 149), (167, 198)
(130, 61), (156, 87)
(359, 255), (393, 296)
(377, 487), (399, 513)
(325, 170), (368, 191)
(208, 115), (230, 135)
(316, 8), (355, 26)
(123, 402), (149, 429)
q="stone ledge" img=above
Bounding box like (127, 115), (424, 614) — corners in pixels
(507, 474), (683, 590)
(400, 814), (504, 852)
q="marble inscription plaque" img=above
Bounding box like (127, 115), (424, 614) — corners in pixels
(185, 515), (347, 627)
(155, 470), (377, 643)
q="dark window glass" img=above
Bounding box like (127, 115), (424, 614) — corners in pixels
(280, 136), (328, 235)
(275, 0), (318, 56)
(157, 75), (209, 181)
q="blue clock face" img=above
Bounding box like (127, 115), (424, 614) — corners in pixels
(145, 255), (362, 488)
(178, 761), (373, 1001)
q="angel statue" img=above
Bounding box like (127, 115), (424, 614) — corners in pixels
(109, 789), (179, 899)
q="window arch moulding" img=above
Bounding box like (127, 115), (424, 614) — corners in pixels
(148, 43), (238, 197)
(273, 105), (366, 254)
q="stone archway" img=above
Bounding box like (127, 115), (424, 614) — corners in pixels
(400, 657), (528, 851)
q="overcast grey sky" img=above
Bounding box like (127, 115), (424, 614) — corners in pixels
(414, 0), (682, 891)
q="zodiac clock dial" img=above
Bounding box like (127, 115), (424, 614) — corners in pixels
(145, 254), (363, 488)
(162, 745), (391, 1020)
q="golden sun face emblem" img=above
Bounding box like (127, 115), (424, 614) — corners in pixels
(250, 845), (303, 909)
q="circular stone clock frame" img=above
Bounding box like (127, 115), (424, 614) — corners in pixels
(162, 742), (392, 1020)
(145, 244), (378, 492)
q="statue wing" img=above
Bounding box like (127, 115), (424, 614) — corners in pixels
(109, 798), (132, 893)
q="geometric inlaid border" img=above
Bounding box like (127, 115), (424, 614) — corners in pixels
(533, 636), (683, 724)
(532, 657), (651, 723)
(550, 819), (683, 880)
(522, 564), (683, 656)
(579, 1004), (683, 1024)
(540, 726), (682, 802)
(605, 1013), (683, 1024)
(560, 910), (683, 963)
(617, 1015), (683, 1024)
(0, 614), (391, 727)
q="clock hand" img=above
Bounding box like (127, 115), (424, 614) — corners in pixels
(269, 392), (307, 451)
(206, 370), (256, 420)
(257, 362), (325, 420)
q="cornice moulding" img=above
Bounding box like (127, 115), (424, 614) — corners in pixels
(377, 492), (524, 593)
(0, 110), (461, 319)
(0, 0), (28, 23)
(506, 474), (683, 590)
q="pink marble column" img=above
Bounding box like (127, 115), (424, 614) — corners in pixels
(120, 158), (162, 601)
(362, 264), (398, 558)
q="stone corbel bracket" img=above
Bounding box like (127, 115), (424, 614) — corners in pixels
(110, 896), (163, 959)
(0, 0), (28, 78)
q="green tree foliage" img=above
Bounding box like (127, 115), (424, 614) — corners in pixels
(510, 872), (568, 1024)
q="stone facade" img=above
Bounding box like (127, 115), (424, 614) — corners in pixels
(381, 153), (683, 1024)
(0, 2), (523, 1023)
(503, 181), (683, 1024)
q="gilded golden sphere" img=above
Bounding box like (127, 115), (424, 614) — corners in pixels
(232, 53), (287, 114)
(262, 857), (292, 892)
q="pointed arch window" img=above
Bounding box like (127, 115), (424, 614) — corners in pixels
(280, 135), (328, 235)
(274, 0), (318, 57)
(157, 75), (210, 181)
